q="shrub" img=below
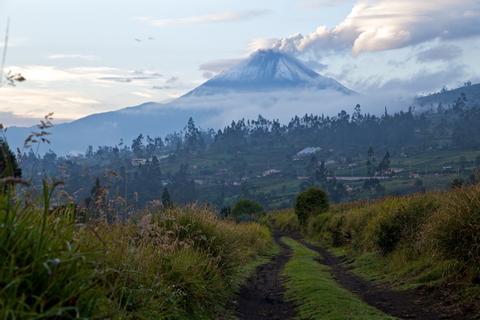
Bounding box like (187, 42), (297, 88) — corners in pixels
(295, 187), (329, 225)
(365, 196), (439, 255)
(0, 194), (101, 318)
(231, 199), (264, 221)
(268, 209), (300, 232)
(427, 186), (480, 269)
(86, 206), (272, 318)
(0, 139), (22, 179)
(1, 196), (272, 318)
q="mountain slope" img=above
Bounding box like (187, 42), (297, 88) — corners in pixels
(416, 83), (480, 107)
(6, 50), (354, 154)
(184, 49), (354, 97)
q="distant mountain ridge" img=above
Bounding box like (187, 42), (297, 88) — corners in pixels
(416, 83), (480, 107)
(6, 50), (355, 154)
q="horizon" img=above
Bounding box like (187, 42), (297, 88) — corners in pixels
(1, 0), (479, 127)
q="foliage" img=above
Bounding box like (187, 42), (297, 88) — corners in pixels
(295, 187), (329, 225)
(17, 101), (480, 209)
(0, 191), (99, 318)
(303, 186), (480, 287)
(231, 199), (264, 221)
(0, 193), (272, 318)
(267, 209), (300, 233)
(0, 139), (22, 179)
(426, 187), (480, 269)
(162, 187), (173, 208)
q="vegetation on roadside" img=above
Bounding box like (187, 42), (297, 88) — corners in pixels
(0, 191), (272, 319)
(295, 187), (329, 225)
(270, 185), (480, 308)
(281, 237), (393, 320)
(231, 198), (264, 221)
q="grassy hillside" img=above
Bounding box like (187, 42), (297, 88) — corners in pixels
(0, 191), (272, 319)
(269, 185), (480, 308)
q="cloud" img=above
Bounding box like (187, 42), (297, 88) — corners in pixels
(97, 70), (163, 83)
(304, 59), (328, 71)
(152, 85), (173, 90)
(299, 0), (354, 8)
(132, 91), (153, 98)
(0, 64), (183, 126)
(133, 10), (270, 27)
(65, 97), (100, 105)
(260, 0), (480, 56)
(416, 44), (463, 63)
(248, 38), (281, 53)
(0, 111), (64, 128)
(360, 64), (468, 94)
(165, 76), (178, 84)
(202, 72), (214, 79)
(199, 58), (243, 75)
(48, 54), (98, 61)
(171, 89), (413, 130)
(0, 87), (104, 125)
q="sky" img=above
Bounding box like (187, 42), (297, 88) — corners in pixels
(0, 0), (479, 126)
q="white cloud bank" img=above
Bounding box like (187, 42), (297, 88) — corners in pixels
(48, 54), (98, 61)
(252, 0), (480, 56)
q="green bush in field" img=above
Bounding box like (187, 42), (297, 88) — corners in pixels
(268, 210), (300, 232)
(232, 199), (264, 221)
(427, 187), (480, 269)
(295, 187), (329, 225)
(367, 197), (439, 255)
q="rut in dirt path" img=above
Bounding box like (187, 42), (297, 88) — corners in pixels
(235, 233), (296, 320)
(298, 238), (471, 320)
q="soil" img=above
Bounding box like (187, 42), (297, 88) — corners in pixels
(235, 232), (296, 320)
(234, 231), (477, 320)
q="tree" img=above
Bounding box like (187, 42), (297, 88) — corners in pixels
(459, 156), (467, 174)
(366, 147), (376, 176)
(306, 155), (318, 180)
(377, 151), (391, 173)
(451, 178), (463, 189)
(352, 104), (363, 124)
(219, 206), (232, 218)
(0, 139), (22, 179)
(294, 187), (329, 225)
(315, 160), (328, 184)
(475, 155), (480, 168)
(184, 117), (204, 152)
(131, 134), (145, 157)
(161, 188), (173, 208)
(231, 199), (264, 221)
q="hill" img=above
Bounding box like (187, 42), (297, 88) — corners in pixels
(6, 50), (354, 154)
(416, 82), (480, 108)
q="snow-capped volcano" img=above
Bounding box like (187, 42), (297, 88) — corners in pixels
(6, 50), (356, 154)
(184, 49), (354, 97)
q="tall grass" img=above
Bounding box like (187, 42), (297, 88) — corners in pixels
(0, 193), (100, 318)
(0, 193), (272, 318)
(302, 185), (480, 286)
(268, 185), (480, 290)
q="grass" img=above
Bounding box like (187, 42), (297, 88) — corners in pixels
(281, 237), (394, 320)
(0, 189), (273, 319)
(297, 185), (480, 310)
(265, 209), (301, 233)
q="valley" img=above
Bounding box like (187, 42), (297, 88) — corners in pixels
(2, 1), (480, 317)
